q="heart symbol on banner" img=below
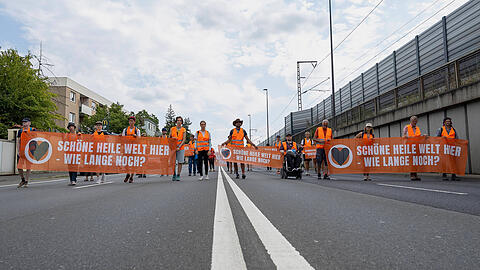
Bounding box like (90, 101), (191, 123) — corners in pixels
(29, 140), (50, 161)
(331, 147), (350, 166)
(221, 148), (231, 159)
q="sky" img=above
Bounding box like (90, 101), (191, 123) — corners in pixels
(0, 0), (469, 147)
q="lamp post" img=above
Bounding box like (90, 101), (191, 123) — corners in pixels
(263, 88), (270, 145)
(329, 0), (336, 128)
(248, 114), (252, 137)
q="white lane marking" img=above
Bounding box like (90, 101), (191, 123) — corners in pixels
(73, 181), (113, 189)
(211, 169), (247, 270)
(220, 167), (314, 270)
(376, 183), (468, 195)
(0, 178), (68, 188)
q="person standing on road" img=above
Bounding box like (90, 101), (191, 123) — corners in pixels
(208, 148), (216, 172)
(403, 115), (425, 181)
(187, 134), (197, 176)
(122, 116), (141, 183)
(355, 123), (374, 181)
(17, 118), (36, 188)
(437, 117), (459, 181)
(67, 122), (80, 186)
(94, 121), (109, 184)
(222, 118), (257, 179)
(301, 131), (314, 176)
(196, 121), (212, 181)
(170, 116), (187, 181)
(274, 135), (282, 174)
(313, 119), (333, 180)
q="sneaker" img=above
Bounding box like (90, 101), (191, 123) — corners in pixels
(193, 173), (196, 176)
(451, 174), (458, 181)
(305, 172), (310, 176)
(442, 173), (448, 181)
(124, 176), (129, 183)
(205, 175), (209, 180)
(129, 178), (133, 183)
(23, 182), (28, 188)
(17, 179), (26, 188)
(176, 174), (180, 181)
(72, 182), (76, 186)
(199, 176), (204, 181)
(235, 174), (240, 179)
(317, 174), (322, 180)
(189, 173), (191, 176)
(323, 174), (330, 180)
(172, 175), (177, 181)
(242, 174), (246, 179)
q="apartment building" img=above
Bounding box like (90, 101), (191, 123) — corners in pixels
(47, 77), (112, 129)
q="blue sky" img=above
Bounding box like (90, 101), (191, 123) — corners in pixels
(0, 0), (469, 147)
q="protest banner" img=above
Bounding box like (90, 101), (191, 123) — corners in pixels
(303, 146), (316, 159)
(18, 131), (177, 175)
(184, 144), (194, 157)
(218, 145), (284, 168)
(324, 136), (468, 175)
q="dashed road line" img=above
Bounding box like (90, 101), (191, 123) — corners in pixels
(376, 183), (468, 195)
(74, 181), (114, 189)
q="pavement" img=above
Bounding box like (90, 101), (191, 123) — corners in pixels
(0, 169), (479, 269)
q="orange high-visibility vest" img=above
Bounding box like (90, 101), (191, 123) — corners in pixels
(231, 128), (245, 147)
(275, 140), (281, 149)
(93, 130), (105, 138)
(441, 126), (455, 138)
(125, 126), (137, 136)
(406, 124), (421, 137)
(362, 133), (374, 139)
(171, 126), (186, 150)
(303, 138), (313, 147)
(282, 141), (297, 151)
(196, 130), (210, 151)
(315, 127), (332, 149)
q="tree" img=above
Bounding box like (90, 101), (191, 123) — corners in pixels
(135, 109), (160, 136)
(0, 49), (61, 138)
(163, 104), (193, 142)
(80, 102), (128, 134)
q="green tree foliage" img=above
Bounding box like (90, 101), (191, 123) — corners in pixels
(0, 48), (61, 138)
(135, 109), (160, 136)
(80, 102), (128, 134)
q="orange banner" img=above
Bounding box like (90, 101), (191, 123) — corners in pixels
(184, 144), (194, 157)
(303, 146), (316, 159)
(18, 131), (177, 175)
(324, 137), (468, 175)
(218, 145), (284, 168)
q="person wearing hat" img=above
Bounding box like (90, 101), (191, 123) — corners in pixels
(355, 123), (375, 181)
(436, 117), (459, 181)
(222, 118), (257, 179)
(17, 118), (36, 188)
(122, 116), (141, 183)
(314, 119), (333, 180)
(66, 122), (80, 185)
(403, 115), (425, 181)
(279, 133), (303, 171)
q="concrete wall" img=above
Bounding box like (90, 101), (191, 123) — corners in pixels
(0, 140), (15, 175)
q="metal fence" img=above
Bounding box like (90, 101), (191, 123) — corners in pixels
(260, 0), (480, 146)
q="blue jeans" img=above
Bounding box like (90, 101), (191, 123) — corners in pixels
(188, 156), (197, 174)
(69, 172), (77, 182)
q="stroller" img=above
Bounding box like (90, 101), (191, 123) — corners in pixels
(280, 149), (303, 180)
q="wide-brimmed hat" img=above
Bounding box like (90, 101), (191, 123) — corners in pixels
(67, 122), (76, 128)
(95, 121), (103, 125)
(365, 123), (373, 127)
(233, 118), (243, 125)
(22, 118), (31, 122)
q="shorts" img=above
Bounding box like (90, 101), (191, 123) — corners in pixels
(176, 150), (185, 163)
(316, 148), (327, 166)
(303, 154), (311, 161)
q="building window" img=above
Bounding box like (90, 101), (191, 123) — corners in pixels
(69, 112), (76, 123)
(91, 102), (96, 110)
(70, 92), (76, 102)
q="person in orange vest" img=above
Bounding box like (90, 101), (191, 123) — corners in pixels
(122, 116), (141, 183)
(279, 134), (302, 170)
(274, 135), (282, 174)
(186, 134), (197, 176)
(355, 123), (375, 181)
(170, 116), (187, 181)
(313, 119), (333, 180)
(196, 120), (212, 181)
(222, 118), (257, 179)
(17, 118), (36, 188)
(209, 147), (216, 172)
(92, 121), (110, 183)
(403, 115), (425, 181)
(301, 131), (315, 176)
(160, 127), (168, 138)
(437, 117), (458, 181)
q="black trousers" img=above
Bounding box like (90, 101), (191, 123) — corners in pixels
(197, 150), (209, 176)
(285, 152), (302, 170)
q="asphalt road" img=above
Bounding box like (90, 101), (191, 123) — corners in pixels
(0, 169), (479, 269)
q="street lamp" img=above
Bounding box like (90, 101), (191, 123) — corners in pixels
(329, 0), (336, 128)
(263, 88), (270, 146)
(248, 114), (252, 137)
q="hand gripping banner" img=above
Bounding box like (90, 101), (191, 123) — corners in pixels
(218, 145), (284, 168)
(18, 131), (177, 175)
(324, 136), (468, 175)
